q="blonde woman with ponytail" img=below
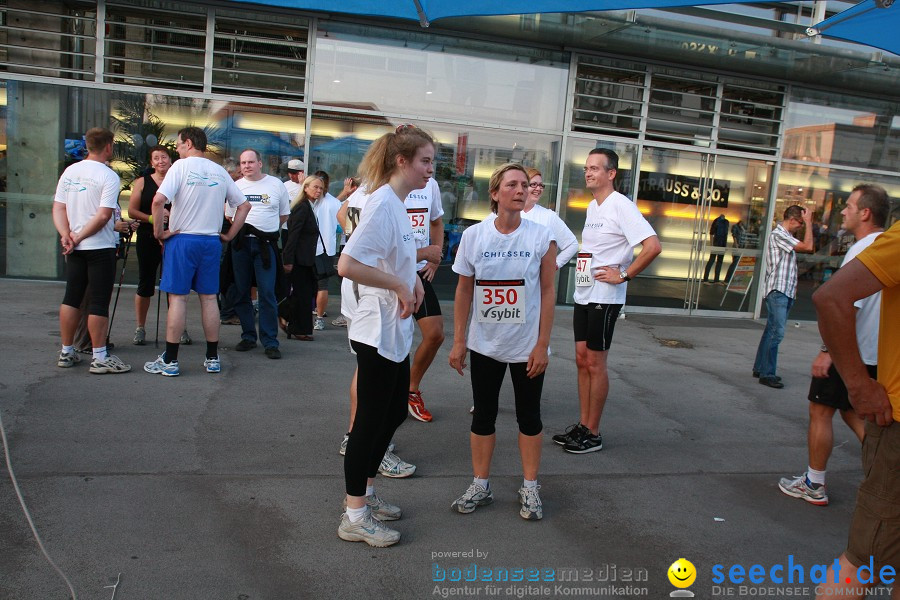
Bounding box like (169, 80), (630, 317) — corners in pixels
(335, 125), (433, 547)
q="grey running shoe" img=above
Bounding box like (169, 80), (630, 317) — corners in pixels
(313, 317), (326, 331)
(133, 327), (146, 345)
(180, 330), (192, 345)
(144, 354), (180, 377)
(518, 485), (543, 520)
(331, 315), (348, 327)
(337, 510), (400, 547)
(90, 354), (132, 374)
(343, 494), (402, 521)
(57, 350), (81, 368)
(451, 481), (494, 514)
(379, 450), (416, 478)
(778, 473), (828, 506)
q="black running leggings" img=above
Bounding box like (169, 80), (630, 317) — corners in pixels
(344, 341), (409, 497)
(469, 350), (544, 437)
(62, 248), (117, 317)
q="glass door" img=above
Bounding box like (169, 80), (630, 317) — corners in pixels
(627, 146), (770, 314)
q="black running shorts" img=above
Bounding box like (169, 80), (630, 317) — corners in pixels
(573, 302), (622, 352)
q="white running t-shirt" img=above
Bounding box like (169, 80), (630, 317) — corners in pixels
(843, 231), (882, 366)
(575, 191), (656, 305)
(452, 218), (552, 363)
(237, 175), (290, 233)
(342, 184), (418, 363)
(157, 157), (246, 236)
(404, 178), (444, 271)
(54, 159), (121, 250)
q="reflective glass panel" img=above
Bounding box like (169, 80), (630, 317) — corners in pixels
(784, 88), (900, 172)
(313, 23), (568, 131)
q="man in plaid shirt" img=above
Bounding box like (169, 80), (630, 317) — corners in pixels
(753, 205), (814, 388)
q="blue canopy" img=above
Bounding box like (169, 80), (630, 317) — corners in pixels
(239, 0), (778, 26)
(808, 0), (898, 56)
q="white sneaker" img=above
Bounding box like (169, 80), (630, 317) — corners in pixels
(339, 433), (348, 456)
(331, 315), (348, 327)
(337, 509), (400, 547)
(57, 350), (81, 368)
(518, 485), (543, 520)
(313, 317), (326, 331)
(89, 354), (132, 374)
(451, 481), (493, 514)
(379, 450), (416, 478)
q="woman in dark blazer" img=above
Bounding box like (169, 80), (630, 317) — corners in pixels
(282, 175), (325, 340)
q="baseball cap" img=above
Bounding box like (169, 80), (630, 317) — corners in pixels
(287, 159), (305, 172)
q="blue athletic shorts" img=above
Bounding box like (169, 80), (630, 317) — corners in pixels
(160, 234), (221, 295)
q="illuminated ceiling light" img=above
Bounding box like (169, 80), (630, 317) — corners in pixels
(333, 79), (341, 83)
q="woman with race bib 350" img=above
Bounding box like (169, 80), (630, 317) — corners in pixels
(335, 125), (430, 547)
(448, 163), (557, 521)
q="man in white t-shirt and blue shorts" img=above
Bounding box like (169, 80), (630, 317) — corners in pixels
(144, 127), (249, 377)
(553, 148), (661, 454)
(52, 127), (132, 375)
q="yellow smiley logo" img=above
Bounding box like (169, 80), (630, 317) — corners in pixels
(668, 558), (697, 588)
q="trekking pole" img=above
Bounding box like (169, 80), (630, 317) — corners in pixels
(106, 232), (132, 346)
(154, 263), (162, 349)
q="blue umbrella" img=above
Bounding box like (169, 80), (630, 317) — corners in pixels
(807, 0), (898, 56)
(235, 0), (786, 27)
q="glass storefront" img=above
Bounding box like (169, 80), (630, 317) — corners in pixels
(2, 2), (899, 322)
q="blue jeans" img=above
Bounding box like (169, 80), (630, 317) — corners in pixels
(753, 290), (793, 378)
(232, 238), (278, 349)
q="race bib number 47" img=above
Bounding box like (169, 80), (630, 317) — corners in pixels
(475, 279), (525, 323)
(575, 252), (593, 287)
(407, 208), (428, 241)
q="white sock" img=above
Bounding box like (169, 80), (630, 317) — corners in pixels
(474, 477), (490, 490)
(522, 478), (538, 489)
(807, 467), (826, 486)
(365, 485), (375, 497)
(62, 345), (74, 354)
(92, 346), (107, 361)
(346, 504), (368, 523)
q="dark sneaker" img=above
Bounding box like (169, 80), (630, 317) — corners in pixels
(235, 339), (257, 352)
(264, 347), (281, 359)
(759, 376), (784, 389)
(552, 423), (589, 446)
(563, 432), (603, 454)
(221, 316), (241, 325)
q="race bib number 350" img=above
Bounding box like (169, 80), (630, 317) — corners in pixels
(407, 208), (428, 241)
(575, 252), (593, 287)
(475, 279), (525, 323)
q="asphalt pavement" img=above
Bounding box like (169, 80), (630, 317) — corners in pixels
(0, 280), (879, 600)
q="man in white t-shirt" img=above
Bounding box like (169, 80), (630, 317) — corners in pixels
(231, 149), (290, 359)
(312, 170), (342, 330)
(778, 185), (889, 506)
(281, 159), (305, 248)
(553, 148), (661, 454)
(404, 177), (445, 422)
(52, 127), (131, 375)
(144, 127), (249, 377)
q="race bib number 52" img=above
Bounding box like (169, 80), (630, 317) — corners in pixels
(475, 279), (525, 323)
(407, 208), (428, 241)
(575, 252), (593, 287)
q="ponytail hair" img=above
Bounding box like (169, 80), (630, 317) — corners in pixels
(358, 124), (434, 192)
